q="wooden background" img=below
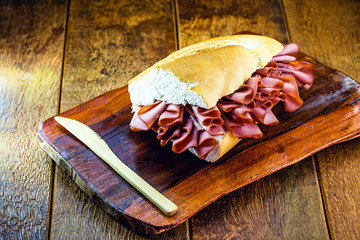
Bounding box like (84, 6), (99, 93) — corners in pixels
(0, 0), (359, 239)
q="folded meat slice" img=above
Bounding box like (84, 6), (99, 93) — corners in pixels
(186, 105), (225, 136)
(278, 62), (314, 89)
(130, 101), (166, 130)
(172, 115), (217, 159)
(130, 43), (314, 160)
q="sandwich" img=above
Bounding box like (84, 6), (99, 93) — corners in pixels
(128, 34), (314, 162)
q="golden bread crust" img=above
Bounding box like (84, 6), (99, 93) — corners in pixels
(129, 34), (284, 109)
(160, 45), (256, 108)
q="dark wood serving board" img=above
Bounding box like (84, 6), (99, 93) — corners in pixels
(37, 53), (360, 234)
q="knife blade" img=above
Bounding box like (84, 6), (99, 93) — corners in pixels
(54, 116), (178, 216)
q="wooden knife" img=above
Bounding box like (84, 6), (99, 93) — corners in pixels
(54, 116), (178, 216)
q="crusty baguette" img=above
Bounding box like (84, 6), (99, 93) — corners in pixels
(128, 35), (284, 111)
(128, 35), (285, 162)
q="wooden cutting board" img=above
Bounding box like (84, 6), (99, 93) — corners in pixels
(37, 53), (360, 234)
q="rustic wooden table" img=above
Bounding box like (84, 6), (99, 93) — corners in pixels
(1, 0), (359, 239)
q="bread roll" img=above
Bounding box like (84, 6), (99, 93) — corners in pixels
(129, 35), (284, 111)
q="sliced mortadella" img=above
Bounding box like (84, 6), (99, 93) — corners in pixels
(280, 75), (300, 96)
(206, 125), (224, 136)
(158, 104), (184, 127)
(279, 93), (304, 113)
(259, 77), (284, 89)
(194, 131), (217, 159)
(130, 109), (148, 131)
(278, 62), (314, 89)
(271, 55), (297, 62)
(255, 61), (278, 76)
(230, 105), (254, 121)
(172, 118), (199, 153)
(157, 125), (169, 140)
(158, 125), (182, 146)
(190, 115), (217, 159)
(256, 77), (284, 102)
(187, 105), (224, 136)
(275, 42), (314, 90)
(223, 110), (254, 129)
(224, 86), (253, 104)
(276, 43), (300, 56)
(221, 108), (254, 138)
(251, 107), (279, 126)
(217, 100), (244, 112)
(190, 105), (224, 127)
(137, 101), (167, 129)
(279, 76), (303, 112)
(225, 76), (259, 105)
(279, 66), (314, 85)
(232, 122), (263, 139)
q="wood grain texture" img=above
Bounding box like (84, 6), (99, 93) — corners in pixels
(38, 53), (360, 234)
(61, 0), (176, 109)
(283, 0), (360, 238)
(0, 0), (66, 238)
(176, 0), (329, 238)
(50, 0), (187, 238)
(190, 158), (326, 239)
(177, 0), (288, 48)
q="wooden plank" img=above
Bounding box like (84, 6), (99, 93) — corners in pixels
(177, 0), (288, 47)
(50, 0), (189, 238)
(176, 0), (329, 238)
(282, 0), (360, 238)
(282, 0), (360, 81)
(0, 0), (67, 238)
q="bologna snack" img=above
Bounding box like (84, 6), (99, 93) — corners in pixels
(129, 35), (314, 162)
